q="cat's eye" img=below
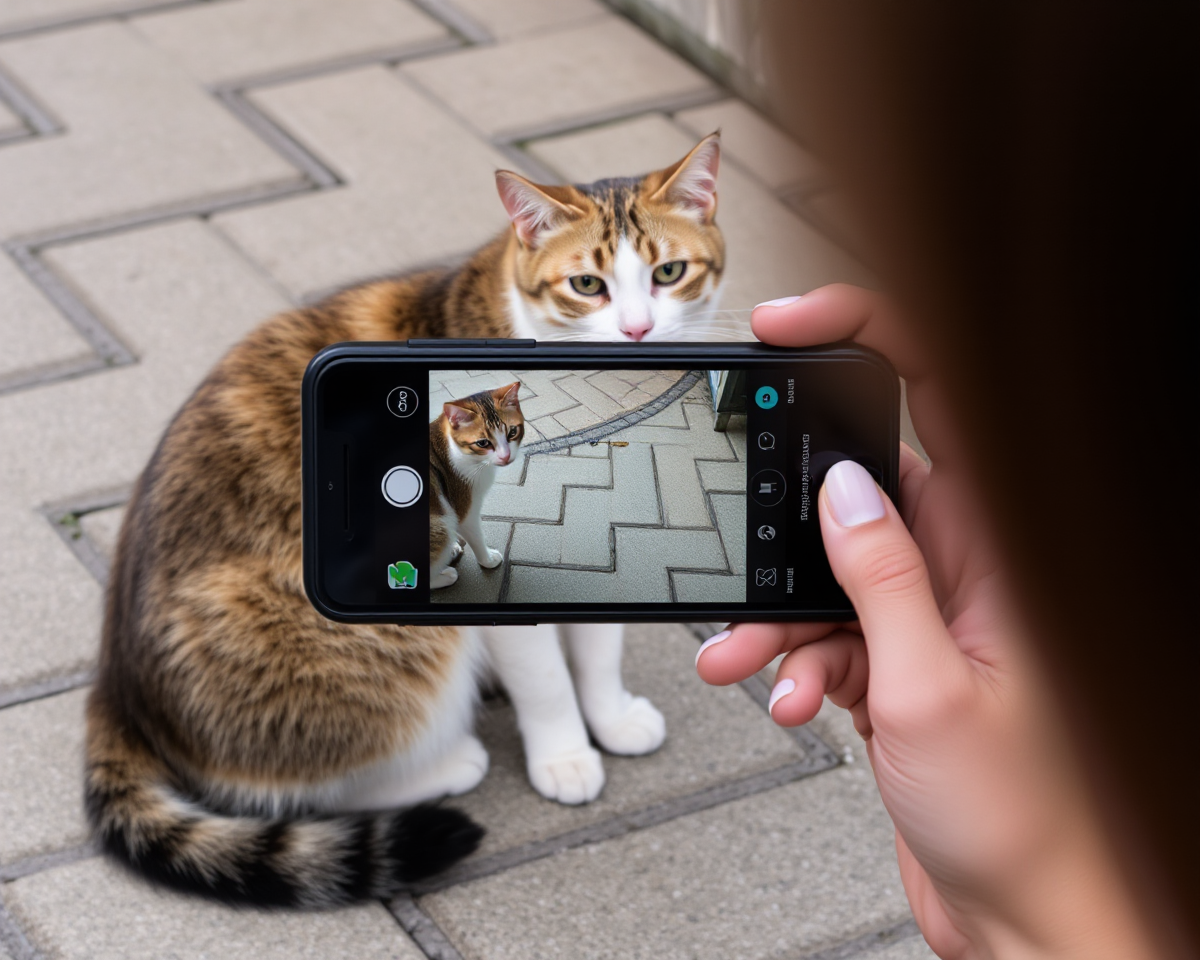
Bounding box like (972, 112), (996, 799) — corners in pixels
(569, 275), (606, 296)
(507, 428), (520, 440)
(474, 439), (492, 449)
(652, 261), (687, 285)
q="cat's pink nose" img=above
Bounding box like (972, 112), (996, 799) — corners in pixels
(496, 453), (511, 465)
(621, 319), (653, 341)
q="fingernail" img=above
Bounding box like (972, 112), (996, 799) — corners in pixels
(824, 460), (886, 527)
(754, 295), (802, 309)
(695, 630), (731, 666)
(768, 678), (796, 716)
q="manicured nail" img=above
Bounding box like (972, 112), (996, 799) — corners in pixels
(824, 460), (886, 527)
(768, 678), (796, 717)
(695, 630), (731, 666)
(754, 295), (802, 309)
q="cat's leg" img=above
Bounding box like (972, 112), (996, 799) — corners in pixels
(563, 624), (666, 756)
(459, 508), (503, 569)
(429, 513), (460, 589)
(340, 734), (490, 811)
(481, 624), (604, 804)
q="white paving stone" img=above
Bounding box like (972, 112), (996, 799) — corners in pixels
(0, 22), (300, 240)
(132, 0), (450, 85)
(0, 252), (92, 378)
(0, 0), (173, 34)
(484, 453), (609, 521)
(423, 765), (912, 960)
(0, 688), (90, 864)
(0, 220), (289, 692)
(697, 458), (745, 492)
(654, 443), (711, 528)
(213, 65), (513, 298)
(451, 624), (806, 856)
(676, 97), (824, 191)
(506, 526), (728, 603)
(400, 15), (714, 139)
(528, 114), (873, 313)
(6, 857), (426, 960)
(448, 0), (607, 39)
(876, 935), (940, 960)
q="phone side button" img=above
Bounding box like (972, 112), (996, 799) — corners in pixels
(484, 339), (536, 347)
(407, 338), (486, 347)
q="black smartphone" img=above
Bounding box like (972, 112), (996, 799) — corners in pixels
(302, 340), (899, 624)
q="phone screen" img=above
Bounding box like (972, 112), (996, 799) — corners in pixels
(307, 349), (896, 621)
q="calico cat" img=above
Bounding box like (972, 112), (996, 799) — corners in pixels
(86, 133), (726, 906)
(429, 383), (524, 589)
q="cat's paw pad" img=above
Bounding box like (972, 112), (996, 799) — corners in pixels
(430, 566), (459, 589)
(440, 735), (490, 796)
(448, 540), (465, 565)
(590, 695), (666, 756)
(477, 547), (504, 569)
(527, 745), (604, 805)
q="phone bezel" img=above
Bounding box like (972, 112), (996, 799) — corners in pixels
(302, 340), (899, 625)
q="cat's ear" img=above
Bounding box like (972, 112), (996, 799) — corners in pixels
(648, 132), (720, 222)
(444, 403), (475, 428)
(496, 171), (584, 248)
(494, 381), (521, 410)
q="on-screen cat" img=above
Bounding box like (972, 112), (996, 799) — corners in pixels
(429, 382), (525, 589)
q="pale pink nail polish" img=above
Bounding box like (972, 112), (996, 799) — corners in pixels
(754, 295), (802, 309)
(695, 630), (731, 666)
(824, 460), (886, 527)
(768, 678), (796, 716)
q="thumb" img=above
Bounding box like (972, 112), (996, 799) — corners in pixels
(819, 460), (957, 680)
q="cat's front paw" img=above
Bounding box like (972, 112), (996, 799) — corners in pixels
(430, 566), (459, 589)
(527, 745), (604, 805)
(477, 547), (504, 569)
(588, 694), (666, 756)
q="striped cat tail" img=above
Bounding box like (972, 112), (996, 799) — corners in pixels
(84, 693), (483, 907)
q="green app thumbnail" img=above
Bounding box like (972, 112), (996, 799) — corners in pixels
(388, 561), (418, 589)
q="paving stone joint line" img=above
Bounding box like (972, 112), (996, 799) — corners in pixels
(389, 894), (467, 960)
(799, 918), (924, 960)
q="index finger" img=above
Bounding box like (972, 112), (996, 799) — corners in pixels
(752, 284), (929, 381)
(695, 621), (841, 686)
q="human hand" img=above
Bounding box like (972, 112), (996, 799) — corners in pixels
(697, 286), (1151, 959)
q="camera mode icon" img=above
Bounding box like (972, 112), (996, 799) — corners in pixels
(755, 386), (778, 409)
(755, 568), (778, 587)
(749, 469), (786, 507)
(757, 524), (776, 541)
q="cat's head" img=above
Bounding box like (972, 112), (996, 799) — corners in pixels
(496, 133), (725, 343)
(443, 382), (524, 468)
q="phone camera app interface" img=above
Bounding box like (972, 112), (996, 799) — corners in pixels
(315, 358), (890, 613)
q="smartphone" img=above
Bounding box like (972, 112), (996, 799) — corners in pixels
(302, 340), (899, 624)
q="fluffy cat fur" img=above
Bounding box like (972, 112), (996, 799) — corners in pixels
(87, 133), (726, 906)
(429, 383), (525, 589)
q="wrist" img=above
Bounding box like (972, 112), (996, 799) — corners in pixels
(964, 808), (1155, 960)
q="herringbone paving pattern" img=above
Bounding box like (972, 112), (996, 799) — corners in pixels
(0, 1), (931, 957)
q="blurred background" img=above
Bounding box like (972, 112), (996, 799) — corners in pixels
(0, 2), (931, 959)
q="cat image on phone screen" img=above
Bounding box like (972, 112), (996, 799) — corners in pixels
(429, 383), (524, 589)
